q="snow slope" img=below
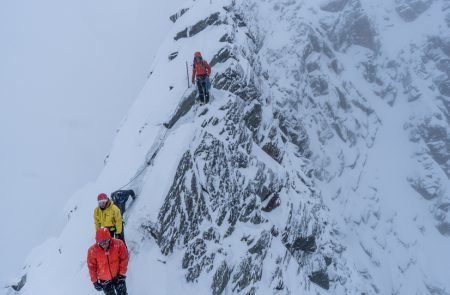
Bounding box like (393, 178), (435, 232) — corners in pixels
(0, 0), (187, 284)
(5, 0), (450, 294)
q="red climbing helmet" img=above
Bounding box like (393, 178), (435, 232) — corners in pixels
(96, 227), (111, 243)
(97, 193), (108, 202)
(194, 51), (202, 57)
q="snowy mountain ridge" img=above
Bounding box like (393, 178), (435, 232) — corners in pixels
(5, 0), (450, 294)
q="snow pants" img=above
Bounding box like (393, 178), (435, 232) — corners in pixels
(196, 75), (210, 104)
(100, 279), (127, 295)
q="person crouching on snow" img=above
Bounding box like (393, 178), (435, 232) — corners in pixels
(87, 227), (129, 295)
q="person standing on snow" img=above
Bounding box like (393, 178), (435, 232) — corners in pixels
(87, 228), (129, 295)
(191, 51), (212, 104)
(94, 193), (124, 242)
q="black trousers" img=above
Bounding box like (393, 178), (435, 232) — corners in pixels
(100, 279), (127, 295)
(109, 226), (126, 243)
(196, 76), (210, 104)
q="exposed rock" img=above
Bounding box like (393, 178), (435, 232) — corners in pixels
(219, 33), (234, 43)
(210, 47), (235, 67)
(157, 152), (210, 255)
(212, 262), (232, 295)
(418, 115), (450, 177)
(174, 12), (223, 41)
(395, 0), (432, 22)
(164, 91), (197, 129)
(285, 235), (317, 253)
(11, 274), (27, 291)
(262, 141), (283, 163)
(309, 270), (330, 290)
(261, 194), (281, 212)
(168, 51), (178, 61)
(243, 102), (262, 136)
(213, 66), (260, 101)
(320, 0), (350, 12)
(309, 75), (329, 96)
(328, 0), (378, 51)
(248, 231), (272, 255)
(169, 8), (189, 23)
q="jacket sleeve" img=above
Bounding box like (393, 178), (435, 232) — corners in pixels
(205, 61), (211, 76)
(87, 248), (98, 282)
(118, 241), (129, 276)
(94, 208), (100, 230)
(114, 206), (123, 234)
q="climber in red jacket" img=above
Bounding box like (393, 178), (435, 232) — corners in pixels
(191, 51), (212, 104)
(87, 227), (129, 295)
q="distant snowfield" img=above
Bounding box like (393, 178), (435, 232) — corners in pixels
(0, 0), (187, 283)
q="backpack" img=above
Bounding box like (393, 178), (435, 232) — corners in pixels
(111, 190), (136, 214)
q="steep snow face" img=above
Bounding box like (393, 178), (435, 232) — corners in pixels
(6, 0), (450, 294)
(0, 0), (188, 282)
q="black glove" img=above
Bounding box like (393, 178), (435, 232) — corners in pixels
(116, 274), (126, 282)
(93, 282), (103, 291)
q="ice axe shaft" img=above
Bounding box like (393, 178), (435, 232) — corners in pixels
(186, 61), (190, 88)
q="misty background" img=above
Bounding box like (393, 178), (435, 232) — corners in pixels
(0, 0), (185, 282)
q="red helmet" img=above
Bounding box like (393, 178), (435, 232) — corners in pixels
(96, 227), (111, 243)
(194, 51), (202, 57)
(97, 193), (108, 201)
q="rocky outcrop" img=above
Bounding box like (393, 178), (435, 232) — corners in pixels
(395, 0), (433, 22)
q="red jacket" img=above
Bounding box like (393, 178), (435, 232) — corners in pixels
(192, 59), (211, 79)
(87, 238), (128, 282)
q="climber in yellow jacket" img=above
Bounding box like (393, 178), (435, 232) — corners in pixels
(94, 193), (124, 242)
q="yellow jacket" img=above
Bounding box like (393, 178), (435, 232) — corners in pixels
(94, 201), (123, 234)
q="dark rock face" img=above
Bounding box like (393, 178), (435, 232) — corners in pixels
(309, 75), (329, 96)
(212, 262), (232, 295)
(243, 102), (262, 136)
(328, 0), (378, 51)
(213, 66), (260, 101)
(261, 194), (281, 212)
(174, 12), (223, 40)
(164, 91), (197, 129)
(320, 0), (350, 12)
(157, 2), (349, 293)
(219, 33), (234, 43)
(170, 8), (189, 23)
(11, 274), (27, 291)
(157, 151), (210, 255)
(168, 52), (178, 61)
(395, 0), (432, 22)
(425, 37), (450, 97)
(291, 236), (317, 253)
(210, 47), (235, 67)
(309, 270), (330, 290)
(418, 116), (450, 177)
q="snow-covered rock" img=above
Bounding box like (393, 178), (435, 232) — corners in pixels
(6, 0), (450, 294)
